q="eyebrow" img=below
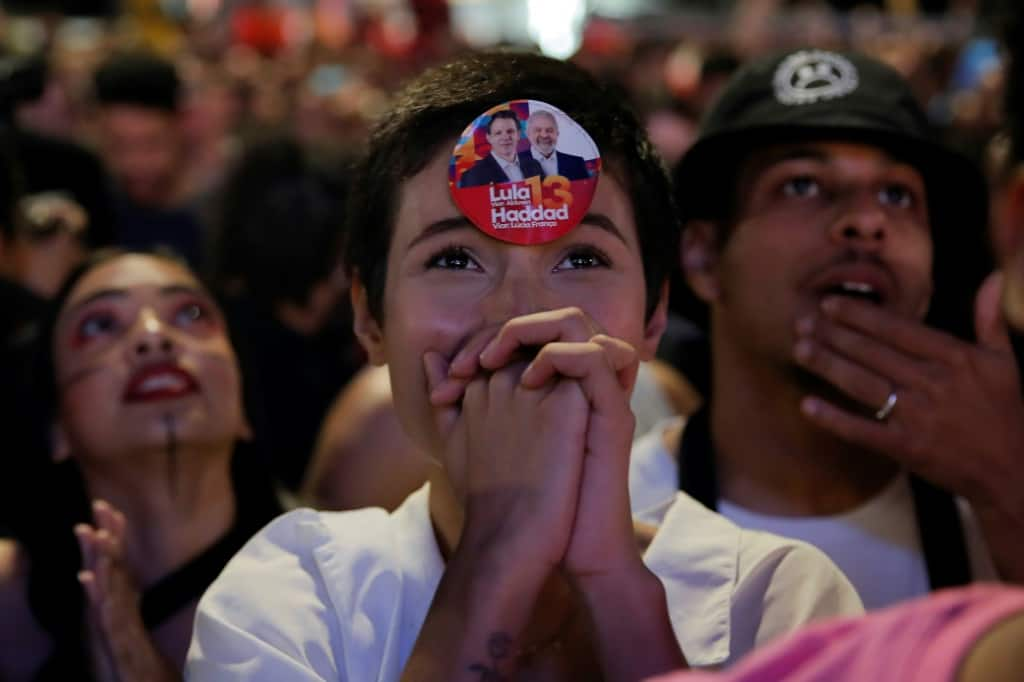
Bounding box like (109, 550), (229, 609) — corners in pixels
(408, 213), (627, 250)
(63, 284), (212, 319)
(407, 216), (475, 251)
(580, 212), (628, 246)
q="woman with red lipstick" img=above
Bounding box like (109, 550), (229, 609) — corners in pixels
(0, 249), (281, 681)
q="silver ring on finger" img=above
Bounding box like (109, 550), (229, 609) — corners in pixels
(874, 390), (898, 422)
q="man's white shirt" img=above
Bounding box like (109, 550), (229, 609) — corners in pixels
(492, 151), (524, 182)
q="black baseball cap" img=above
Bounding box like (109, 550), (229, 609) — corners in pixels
(673, 48), (991, 340)
(93, 50), (181, 112)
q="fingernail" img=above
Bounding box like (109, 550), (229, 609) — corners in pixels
(801, 397), (820, 416)
(447, 352), (463, 376)
(478, 342), (494, 366)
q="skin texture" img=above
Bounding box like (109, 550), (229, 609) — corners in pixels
(352, 146), (683, 680)
(0, 254), (244, 680)
(681, 140), (1024, 581)
(53, 255), (248, 467)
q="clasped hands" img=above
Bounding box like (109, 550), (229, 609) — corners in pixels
(422, 307), (644, 583)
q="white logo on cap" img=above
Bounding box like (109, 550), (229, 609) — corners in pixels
(773, 50), (859, 105)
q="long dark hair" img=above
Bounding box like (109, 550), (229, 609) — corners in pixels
(9, 248), (281, 680)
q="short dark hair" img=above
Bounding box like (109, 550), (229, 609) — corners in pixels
(342, 51), (678, 324)
(213, 137), (349, 308)
(93, 50), (181, 112)
(487, 108), (521, 135)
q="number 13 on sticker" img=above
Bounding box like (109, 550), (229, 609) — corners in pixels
(525, 175), (573, 209)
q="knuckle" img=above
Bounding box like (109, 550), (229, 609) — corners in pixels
(465, 377), (488, 401)
(901, 430), (930, 463)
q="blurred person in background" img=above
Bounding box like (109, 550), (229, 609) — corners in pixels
(211, 136), (363, 492)
(2, 51), (115, 248)
(1, 51), (115, 533)
(0, 249), (282, 681)
(92, 50), (205, 268)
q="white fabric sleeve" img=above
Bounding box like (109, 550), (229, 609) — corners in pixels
(186, 509), (346, 681)
(728, 531), (865, 658)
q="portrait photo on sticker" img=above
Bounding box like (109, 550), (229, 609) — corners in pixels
(449, 100), (602, 245)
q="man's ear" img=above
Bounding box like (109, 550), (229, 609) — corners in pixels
(681, 220), (722, 304)
(51, 422), (71, 462)
(351, 274), (387, 366)
(640, 281), (669, 361)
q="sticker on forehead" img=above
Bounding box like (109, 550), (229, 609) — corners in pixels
(448, 100), (602, 245)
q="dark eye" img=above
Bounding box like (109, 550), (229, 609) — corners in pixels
(426, 246), (481, 271)
(77, 312), (119, 341)
(782, 176), (821, 198)
(555, 247), (610, 271)
(175, 302), (206, 325)
(878, 184), (915, 209)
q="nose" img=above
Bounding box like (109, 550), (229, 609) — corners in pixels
(830, 193), (887, 249)
(480, 272), (548, 325)
(130, 308), (175, 358)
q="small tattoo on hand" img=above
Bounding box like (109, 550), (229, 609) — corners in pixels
(468, 632), (513, 681)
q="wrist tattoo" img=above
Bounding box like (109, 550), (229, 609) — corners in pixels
(467, 632), (513, 681)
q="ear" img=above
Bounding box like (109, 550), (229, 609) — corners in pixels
(639, 281), (669, 361)
(51, 422), (71, 462)
(681, 220), (722, 304)
(351, 274), (387, 366)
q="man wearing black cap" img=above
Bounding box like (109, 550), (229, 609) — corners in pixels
(630, 48), (1024, 609)
(93, 51), (204, 267)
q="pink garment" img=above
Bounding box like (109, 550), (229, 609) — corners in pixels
(649, 584), (1024, 682)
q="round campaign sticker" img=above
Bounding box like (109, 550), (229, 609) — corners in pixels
(448, 100), (602, 245)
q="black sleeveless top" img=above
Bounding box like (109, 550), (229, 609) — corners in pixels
(22, 452), (282, 681)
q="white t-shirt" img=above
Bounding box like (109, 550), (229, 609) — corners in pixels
(187, 484), (862, 680)
(629, 418), (998, 611)
(530, 147), (559, 177)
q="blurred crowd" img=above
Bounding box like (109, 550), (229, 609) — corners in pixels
(1, 0), (1014, 496)
(0, 0), (1022, 679)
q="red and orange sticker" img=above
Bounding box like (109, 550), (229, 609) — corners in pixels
(448, 100), (601, 245)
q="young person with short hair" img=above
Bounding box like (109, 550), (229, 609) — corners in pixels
(187, 52), (861, 682)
